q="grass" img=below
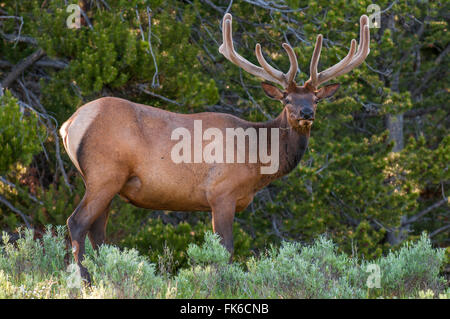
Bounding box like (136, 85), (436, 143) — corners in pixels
(0, 226), (448, 299)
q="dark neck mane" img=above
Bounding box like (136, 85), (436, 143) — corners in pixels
(254, 108), (310, 187)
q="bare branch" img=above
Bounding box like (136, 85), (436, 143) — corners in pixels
(35, 58), (68, 69)
(0, 58), (68, 69)
(271, 215), (286, 240)
(412, 44), (450, 97)
(0, 15), (24, 46)
(146, 6), (160, 88)
(404, 198), (449, 226)
(1, 48), (45, 88)
(0, 60), (12, 68)
(99, 0), (111, 10)
(137, 84), (182, 107)
(238, 69), (272, 120)
(0, 194), (31, 229)
(200, 0), (226, 14)
(79, 8), (93, 29)
(10, 86), (73, 192)
(0, 176), (43, 205)
(241, 0), (306, 13)
(0, 29), (37, 45)
(135, 6), (160, 89)
(430, 223), (450, 238)
(352, 106), (441, 120)
(25, 89), (73, 192)
(224, 0), (233, 15)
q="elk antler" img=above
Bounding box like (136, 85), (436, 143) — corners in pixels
(219, 13), (298, 89)
(305, 15), (370, 90)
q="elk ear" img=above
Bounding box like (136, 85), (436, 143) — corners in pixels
(316, 83), (340, 100)
(261, 82), (285, 100)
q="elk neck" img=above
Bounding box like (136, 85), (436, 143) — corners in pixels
(254, 107), (310, 181)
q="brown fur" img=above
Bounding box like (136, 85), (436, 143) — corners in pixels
(61, 12), (370, 283)
(60, 81), (338, 282)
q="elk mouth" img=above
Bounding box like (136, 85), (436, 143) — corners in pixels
(299, 119), (314, 127)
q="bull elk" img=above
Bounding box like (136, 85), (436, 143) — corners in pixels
(60, 13), (370, 281)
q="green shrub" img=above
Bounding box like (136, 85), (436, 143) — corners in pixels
(0, 91), (41, 175)
(187, 232), (230, 266)
(117, 216), (252, 271)
(371, 233), (446, 297)
(174, 232), (245, 298)
(244, 238), (365, 298)
(1, 0), (448, 272)
(0, 226), (66, 282)
(83, 244), (164, 298)
(0, 226), (69, 298)
(0, 226), (447, 299)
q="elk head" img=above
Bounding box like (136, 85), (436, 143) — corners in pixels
(219, 13), (370, 132)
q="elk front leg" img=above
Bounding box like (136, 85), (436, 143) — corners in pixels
(210, 199), (236, 257)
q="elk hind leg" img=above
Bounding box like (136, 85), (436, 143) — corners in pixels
(67, 183), (121, 283)
(87, 204), (110, 250)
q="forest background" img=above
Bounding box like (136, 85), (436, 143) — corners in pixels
(0, 0), (448, 274)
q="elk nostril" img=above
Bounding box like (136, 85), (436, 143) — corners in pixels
(300, 109), (313, 119)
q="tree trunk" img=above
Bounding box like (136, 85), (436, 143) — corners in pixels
(386, 113), (404, 152)
(385, 14), (407, 246)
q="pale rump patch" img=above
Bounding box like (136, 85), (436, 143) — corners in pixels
(60, 104), (100, 174)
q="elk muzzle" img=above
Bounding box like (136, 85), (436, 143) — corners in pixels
(299, 108), (314, 127)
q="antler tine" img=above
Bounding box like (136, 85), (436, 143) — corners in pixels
(255, 42), (298, 86)
(306, 15), (370, 89)
(329, 15), (370, 79)
(282, 43), (298, 85)
(308, 34), (323, 89)
(255, 43), (285, 82)
(315, 39), (357, 86)
(219, 13), (298, 89)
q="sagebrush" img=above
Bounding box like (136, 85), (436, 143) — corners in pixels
(0, 226), (448, 299)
